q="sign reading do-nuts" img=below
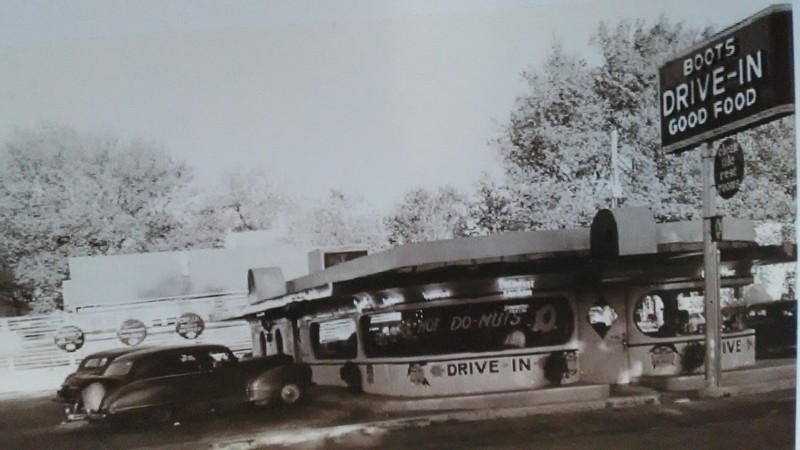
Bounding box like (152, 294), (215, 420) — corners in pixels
(659, 4), (794, 154)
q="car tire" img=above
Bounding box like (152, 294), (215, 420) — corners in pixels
(278, 383), (302, 406)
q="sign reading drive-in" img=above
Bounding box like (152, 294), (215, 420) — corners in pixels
(659, 4), (794, 154)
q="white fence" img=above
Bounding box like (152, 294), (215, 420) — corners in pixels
(0, 303), (253, 393)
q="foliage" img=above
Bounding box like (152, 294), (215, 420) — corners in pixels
(287, 189), (387, 250)
(0, 125), (194, 311)
(0, 255), (30, 316)
(464, 173), (526, 236)
(384, 186), (470, 246)
(190, 167), (295, 248)
(485, 16), (794, 234)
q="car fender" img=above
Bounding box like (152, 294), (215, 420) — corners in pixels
(102, 382), (178, 414)
(246, 364), (311, 402)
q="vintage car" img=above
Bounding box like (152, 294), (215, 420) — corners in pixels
(746, 300), (797, 358)
(62, 344), (312, 424)
(57, 346), (153, 420)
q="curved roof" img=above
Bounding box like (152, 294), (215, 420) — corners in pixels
(231, 209), (795, 321)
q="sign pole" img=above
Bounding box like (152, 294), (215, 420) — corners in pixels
(701, 141), (722, 394)
(611, 129), (620, 208)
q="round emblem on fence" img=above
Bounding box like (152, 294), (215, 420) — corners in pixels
(176, 312), (205, 339)
(117, 319), (147, 346)
(54, 325), (85, 352)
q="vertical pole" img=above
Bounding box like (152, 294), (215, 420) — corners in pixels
(701, 141), (722, 394)
(611, 129), (620, 208)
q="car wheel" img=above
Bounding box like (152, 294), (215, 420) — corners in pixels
(279, 383), (302, 405)
(149, 404), (174, 424)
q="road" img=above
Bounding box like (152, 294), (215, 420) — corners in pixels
(0, 391), (352, 450)
(0, 389), (794, 449)
(267, 390), (797, 450)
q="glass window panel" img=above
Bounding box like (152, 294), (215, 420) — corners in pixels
(360, 297), (574, 358)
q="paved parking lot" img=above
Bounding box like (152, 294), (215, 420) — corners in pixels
(0, 385), (794, 450)
(0, 389), (356, 450)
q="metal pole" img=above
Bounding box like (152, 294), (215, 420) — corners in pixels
(611, 129), (620, 208)
(701, 141), (722, 394)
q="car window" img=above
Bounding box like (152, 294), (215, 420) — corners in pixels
(80, 357), (108, 369)
(176, 352), (206, 373)
(207, 349), (236, 370)
(104, 360), (133, 377)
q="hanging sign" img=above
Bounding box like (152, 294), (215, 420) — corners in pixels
(714, 138), (745, 199)
(176, 313), (205, 339)
(54, 325), (85, 352)
(117, 319), (147, 346)
(659, 4), (794, 154)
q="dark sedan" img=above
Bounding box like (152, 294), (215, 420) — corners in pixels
(57, 346), (152, 420)
(67, 344), (312, 424)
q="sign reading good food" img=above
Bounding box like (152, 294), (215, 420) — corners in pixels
(176, 312), (205, 339)
(117, 319), (147, 346)
(54, 325), (85, 352)
(659, 5), (793, 154)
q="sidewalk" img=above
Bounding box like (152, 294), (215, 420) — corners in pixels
(637, 357), (796, 397)
(191, 359), (795, 450)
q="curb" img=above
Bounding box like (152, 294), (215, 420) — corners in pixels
(152, 393), (658, 450)
(694, 377), (797, 399)
(122, 375), (794, 450)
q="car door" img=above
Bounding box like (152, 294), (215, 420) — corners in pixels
(161, 350), (213, 413)
(202, 348), (247, 407)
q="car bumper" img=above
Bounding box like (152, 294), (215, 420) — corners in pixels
(86, 410), (108, 422)
(60, 400), (88, 422)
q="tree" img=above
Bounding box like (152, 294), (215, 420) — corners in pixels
(0, 125), (195, 311)
(189, 167), (296, 248)
(464, 173), (526, 236)
(493, 40), (626, 230)
(286, 189), (387, 250)
(0, 252), (31, 316)
(588, 17), (709, 222)
(488, 17), (794, 233)
(384, 186), (470, 245)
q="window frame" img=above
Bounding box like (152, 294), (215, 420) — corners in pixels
(359, 295), (576, 359)
(633, 287), (744, 338)
(310, 317), (358, 360)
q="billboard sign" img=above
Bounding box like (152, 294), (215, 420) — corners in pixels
(659, 4), (794, 154)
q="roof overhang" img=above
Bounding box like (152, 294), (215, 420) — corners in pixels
(230, 209), (793, 322)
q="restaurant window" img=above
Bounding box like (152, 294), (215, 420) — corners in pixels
(361, 296), (574, 358)
(311, 318), (358, 360)
(634, 288), (746, 338)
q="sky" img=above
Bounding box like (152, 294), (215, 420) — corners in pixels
(0, 0), (790, 214)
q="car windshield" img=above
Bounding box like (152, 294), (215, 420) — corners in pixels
(79, 357), (108, 369)
(103, 360), (133, 377)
